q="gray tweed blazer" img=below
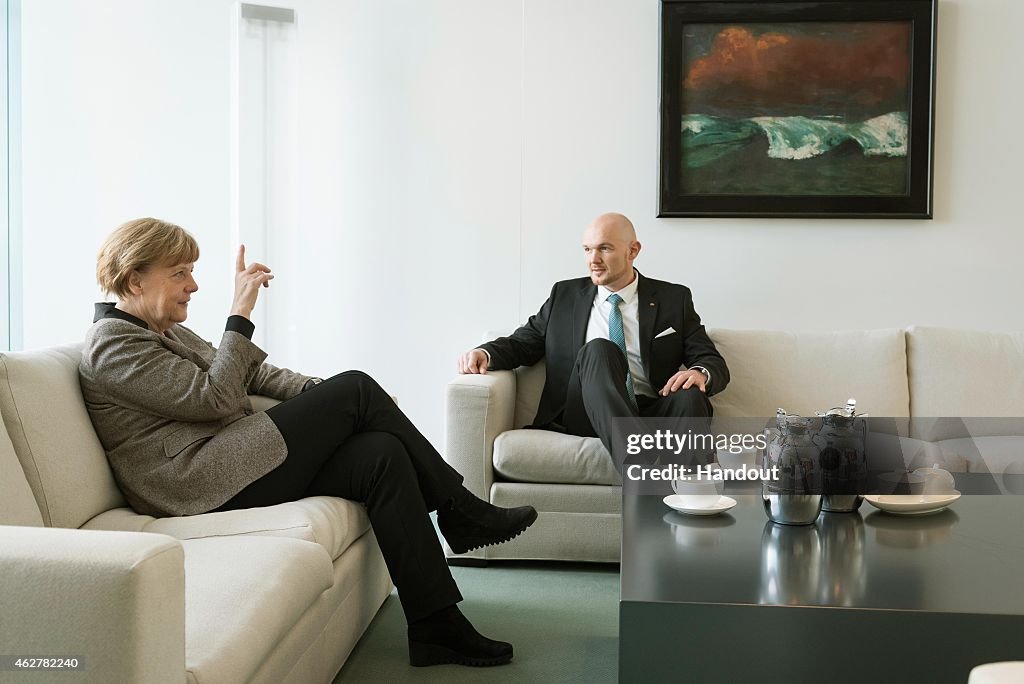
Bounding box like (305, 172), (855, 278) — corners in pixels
(79, 316), (311, 517)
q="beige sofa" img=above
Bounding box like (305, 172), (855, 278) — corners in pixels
(0, 345), (392, 684)
(444, 326), (1024, 563)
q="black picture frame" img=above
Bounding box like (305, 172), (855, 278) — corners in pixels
(658, 0), (937, 219)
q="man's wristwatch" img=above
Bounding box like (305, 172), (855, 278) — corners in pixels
(302, 377), (324, 392)
(691, 366), (710, 388)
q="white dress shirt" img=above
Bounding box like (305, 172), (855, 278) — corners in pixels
(585, 271), (657, 397)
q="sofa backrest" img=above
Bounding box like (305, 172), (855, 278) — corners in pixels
(0, 421), (44, 527)
(510, 329), (911, 425)
(0, 344), (125, 528)
(514, 361), (546, 428)
(707, 328), (910, 418)
(907, 326), (1024, 416)
(907, 326), (1024, 441)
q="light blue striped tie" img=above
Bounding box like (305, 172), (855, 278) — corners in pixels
(607, 293), (637, 409)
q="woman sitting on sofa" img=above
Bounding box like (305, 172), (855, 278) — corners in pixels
(79, 217), (536, 668)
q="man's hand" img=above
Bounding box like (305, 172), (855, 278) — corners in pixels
(660, 369), (706, 396)
(458, 349), (490, 375)
(231, 244), (274, 319)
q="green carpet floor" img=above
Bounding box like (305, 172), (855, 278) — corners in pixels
(333, 561), (620, 683)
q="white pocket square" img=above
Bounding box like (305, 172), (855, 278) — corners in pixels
(654, 327), (677, 339)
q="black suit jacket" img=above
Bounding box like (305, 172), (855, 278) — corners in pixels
(480, 272), (729, 428)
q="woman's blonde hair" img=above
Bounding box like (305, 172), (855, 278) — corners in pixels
(96, 218), (200, 298)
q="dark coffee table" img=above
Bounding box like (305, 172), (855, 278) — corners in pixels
(619, 474), (1024, 683)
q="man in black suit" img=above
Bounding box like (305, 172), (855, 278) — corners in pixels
(457, 212), (729, 471)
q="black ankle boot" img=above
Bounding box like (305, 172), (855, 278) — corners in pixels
(437, 488), (538, 554)
(408, 605), (513, 667)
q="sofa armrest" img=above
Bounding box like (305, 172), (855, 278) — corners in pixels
(0, 526), (185, 683)
(444, 371), (517, 502)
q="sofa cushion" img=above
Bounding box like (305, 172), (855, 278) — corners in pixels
(493, 429), (621, 485)
(182, 536), (333, 684)
(0, 345), (125, 528)
(83, 496), (371, 561)
(0, 425), (44, 527)
(708, 328), (910, 418)
(492, 482), (622, 513)
(908, 327), (1024, 418)
(490, 483), (622, 562)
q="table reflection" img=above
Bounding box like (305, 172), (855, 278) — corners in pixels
(865, 509), (960, 548)
(817, 512), (866, 606)
(662, 511), (736, 550)
(759, 521), (821, 605)
(758, 512), (870, 607)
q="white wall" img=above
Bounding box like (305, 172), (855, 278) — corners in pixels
(519, 0), (1024, 334)
(21, 0), (1024, 450)
(21, 0), (235, 345)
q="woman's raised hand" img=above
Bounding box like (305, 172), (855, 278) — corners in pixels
(231, 244), (274, 319)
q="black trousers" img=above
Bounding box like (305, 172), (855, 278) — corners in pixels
(561, 339), (712, 470)
(218, 370), (464, 622)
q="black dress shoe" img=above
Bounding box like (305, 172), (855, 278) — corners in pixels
(408, 605), (513, 667)
(437, 490), (538, 554)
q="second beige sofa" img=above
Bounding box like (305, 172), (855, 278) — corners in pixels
(443, 326), (1024, 563)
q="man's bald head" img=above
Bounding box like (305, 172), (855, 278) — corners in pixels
(586, 212), (637, 244)
(582, 213), (641, 292)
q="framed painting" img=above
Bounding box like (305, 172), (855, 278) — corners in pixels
(658, 0), (937, 218)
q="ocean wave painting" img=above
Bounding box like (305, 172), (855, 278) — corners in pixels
(676, 22), (913, 196)
(682, 112), (908, 165)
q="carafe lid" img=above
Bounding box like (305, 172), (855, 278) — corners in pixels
(775, 408), (813, 429)
(817, 398), (868, 420)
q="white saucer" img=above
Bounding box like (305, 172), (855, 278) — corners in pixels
(863, 491), (961, 515)
(663, 495), (737, 516)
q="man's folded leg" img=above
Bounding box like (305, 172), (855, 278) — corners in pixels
(563, 339), (642, 471)
(642, 385), (712, 420)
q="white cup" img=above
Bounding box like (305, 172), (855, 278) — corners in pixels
(717, 446), (758, 472)
(878, 470), (926, 495)
(672, 463), (724, 507)
(913, 466), (956, 495)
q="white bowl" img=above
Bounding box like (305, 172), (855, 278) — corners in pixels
(663, 495), (737, 516)
(864, 491), (961, 515)
(913, 467), (956, 494)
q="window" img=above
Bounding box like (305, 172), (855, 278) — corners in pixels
(234, 3), (297, 354)
(1, 0), (20, 351)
